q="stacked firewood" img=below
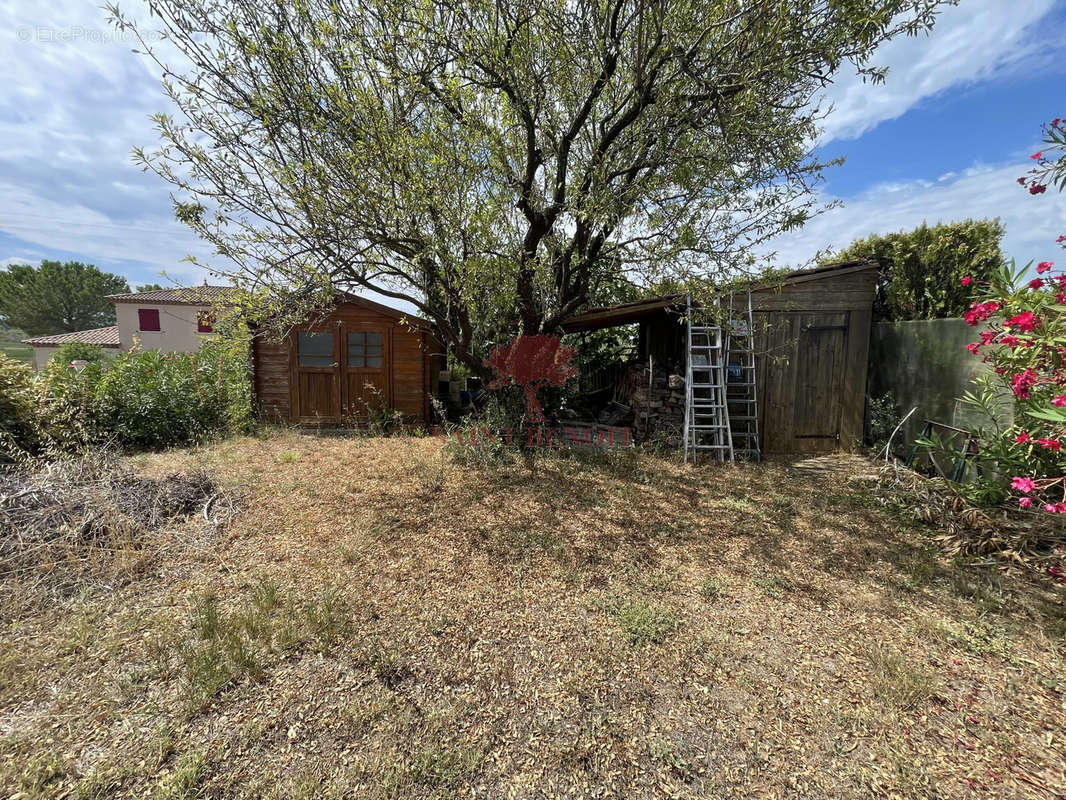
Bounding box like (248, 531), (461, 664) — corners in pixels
(618, 361), (686, 440)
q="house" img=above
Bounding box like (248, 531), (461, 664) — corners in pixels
(560, 260), (878, 455)
(251, 294), (442, 425)
(22, 285), (235, 369)
(21, 325), (122, 369)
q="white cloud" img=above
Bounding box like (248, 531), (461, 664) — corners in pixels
(764, 161), (1066, 270)
(0, 0), (213, 285)
(0, 0), (1062, 294)
(1, 256), (35, 269)
(820, 0), (1058, 142)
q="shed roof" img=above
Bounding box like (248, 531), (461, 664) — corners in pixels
(560, 260), (877, 332)
(22, 325), (121, 348)
(106, 285), (238, 305)
(335, 292), (432, 329)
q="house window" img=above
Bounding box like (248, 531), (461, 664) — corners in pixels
(197, 311), (214, 333)
(297, 331), (335, 367)
(138, 308), (161, 332)
(347, 331), (383, 368)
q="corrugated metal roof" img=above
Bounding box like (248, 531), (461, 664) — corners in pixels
(106, 285), (237, 305)
(22, 325), (121, 348)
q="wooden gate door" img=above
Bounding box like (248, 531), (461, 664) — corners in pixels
(341, 325), (391, 421)
(791, 312), (848, 452)
(293, 329), (341, 422)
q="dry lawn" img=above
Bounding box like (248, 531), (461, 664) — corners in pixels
(1, 431), (1064, 799)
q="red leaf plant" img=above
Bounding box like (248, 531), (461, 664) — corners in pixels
(484, 334), (577, 422)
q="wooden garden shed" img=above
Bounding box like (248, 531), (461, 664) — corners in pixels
(252, 295), (440, 424)
(561, 260), (879, 455)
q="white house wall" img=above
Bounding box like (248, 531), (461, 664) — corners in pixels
(113, 303), (214, 353)
(31, 345), (118, 371)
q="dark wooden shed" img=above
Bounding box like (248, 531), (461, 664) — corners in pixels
(561, 260), (878, 454)
(252, 295), (440, 424)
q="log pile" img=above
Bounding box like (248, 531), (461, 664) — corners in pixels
(617, 361), (686, 443)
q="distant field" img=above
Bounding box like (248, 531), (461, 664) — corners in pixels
(0, 328), (32, 363)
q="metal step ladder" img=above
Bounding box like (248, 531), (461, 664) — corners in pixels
(684, 295), (733, 462)
(724, 292), (761, 461)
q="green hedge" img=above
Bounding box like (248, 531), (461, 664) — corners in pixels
(1, 333), (253, 461)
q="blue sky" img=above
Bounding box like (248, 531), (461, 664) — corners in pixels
(1, 0), (1065, 290)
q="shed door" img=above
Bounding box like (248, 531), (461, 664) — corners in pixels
(342, 326), (391, 420)
(294, 330), (341, 422)
(792, 313), (848, 449)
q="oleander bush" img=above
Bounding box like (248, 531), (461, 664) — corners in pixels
(0, 332), (252, 460)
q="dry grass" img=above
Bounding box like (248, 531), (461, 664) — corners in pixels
(1, 431), (1064, 799)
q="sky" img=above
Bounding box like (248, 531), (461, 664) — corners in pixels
(0, 0), (1065, 292)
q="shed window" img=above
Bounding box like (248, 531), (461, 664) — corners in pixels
(347, 331), (383, 368)
(138, 308), (161, 332)
(197, 311), (214, 333)
(297, 331), (335, 367)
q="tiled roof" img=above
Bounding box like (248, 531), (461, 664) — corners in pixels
(106, 285), (237, 305)
(22, 325), (121, 348)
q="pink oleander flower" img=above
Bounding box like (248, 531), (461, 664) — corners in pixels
(964, 301), (1001, 326)
(961, 275), (972, 286)
(1006, 312), (1038, 332)
(1029, 278), (1046, 290)
(1037, 261), (1054, 273)
(1000, 335), (1021, 347)
(1030, 184), (1048, 194)
(1031, 151), (1043, 160)
(1015, 431), (1031, 444)
(1052, 395), (1066, 407)
(1011, 477), (1037, 494)
(1019, 497), (1033, 509)
(965, 343), (980, 354)
(1037, 438), (1062, 452)
(1010, 369), (1037, 398)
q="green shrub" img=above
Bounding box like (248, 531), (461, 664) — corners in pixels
(49, 342), (110, 366)
(82, 334), (252, 450)
(0, 355), (87, 461)
(0, 354), (40, 460)
(6, 331), (253, 456)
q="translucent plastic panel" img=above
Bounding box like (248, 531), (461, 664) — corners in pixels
(298, 331), (334, 367)
(348, 332), (383, 368)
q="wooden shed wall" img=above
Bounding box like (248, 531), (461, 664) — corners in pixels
(751, 267), (877, 454)
(253, 336), (292, 422)
(252, 302), (435, 424)
(628, 266), (877, 454)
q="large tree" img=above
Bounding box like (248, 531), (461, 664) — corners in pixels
(0, 260), (129, 336)
(828, 219), (1005, 321)
(110, 0), (948, 371)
